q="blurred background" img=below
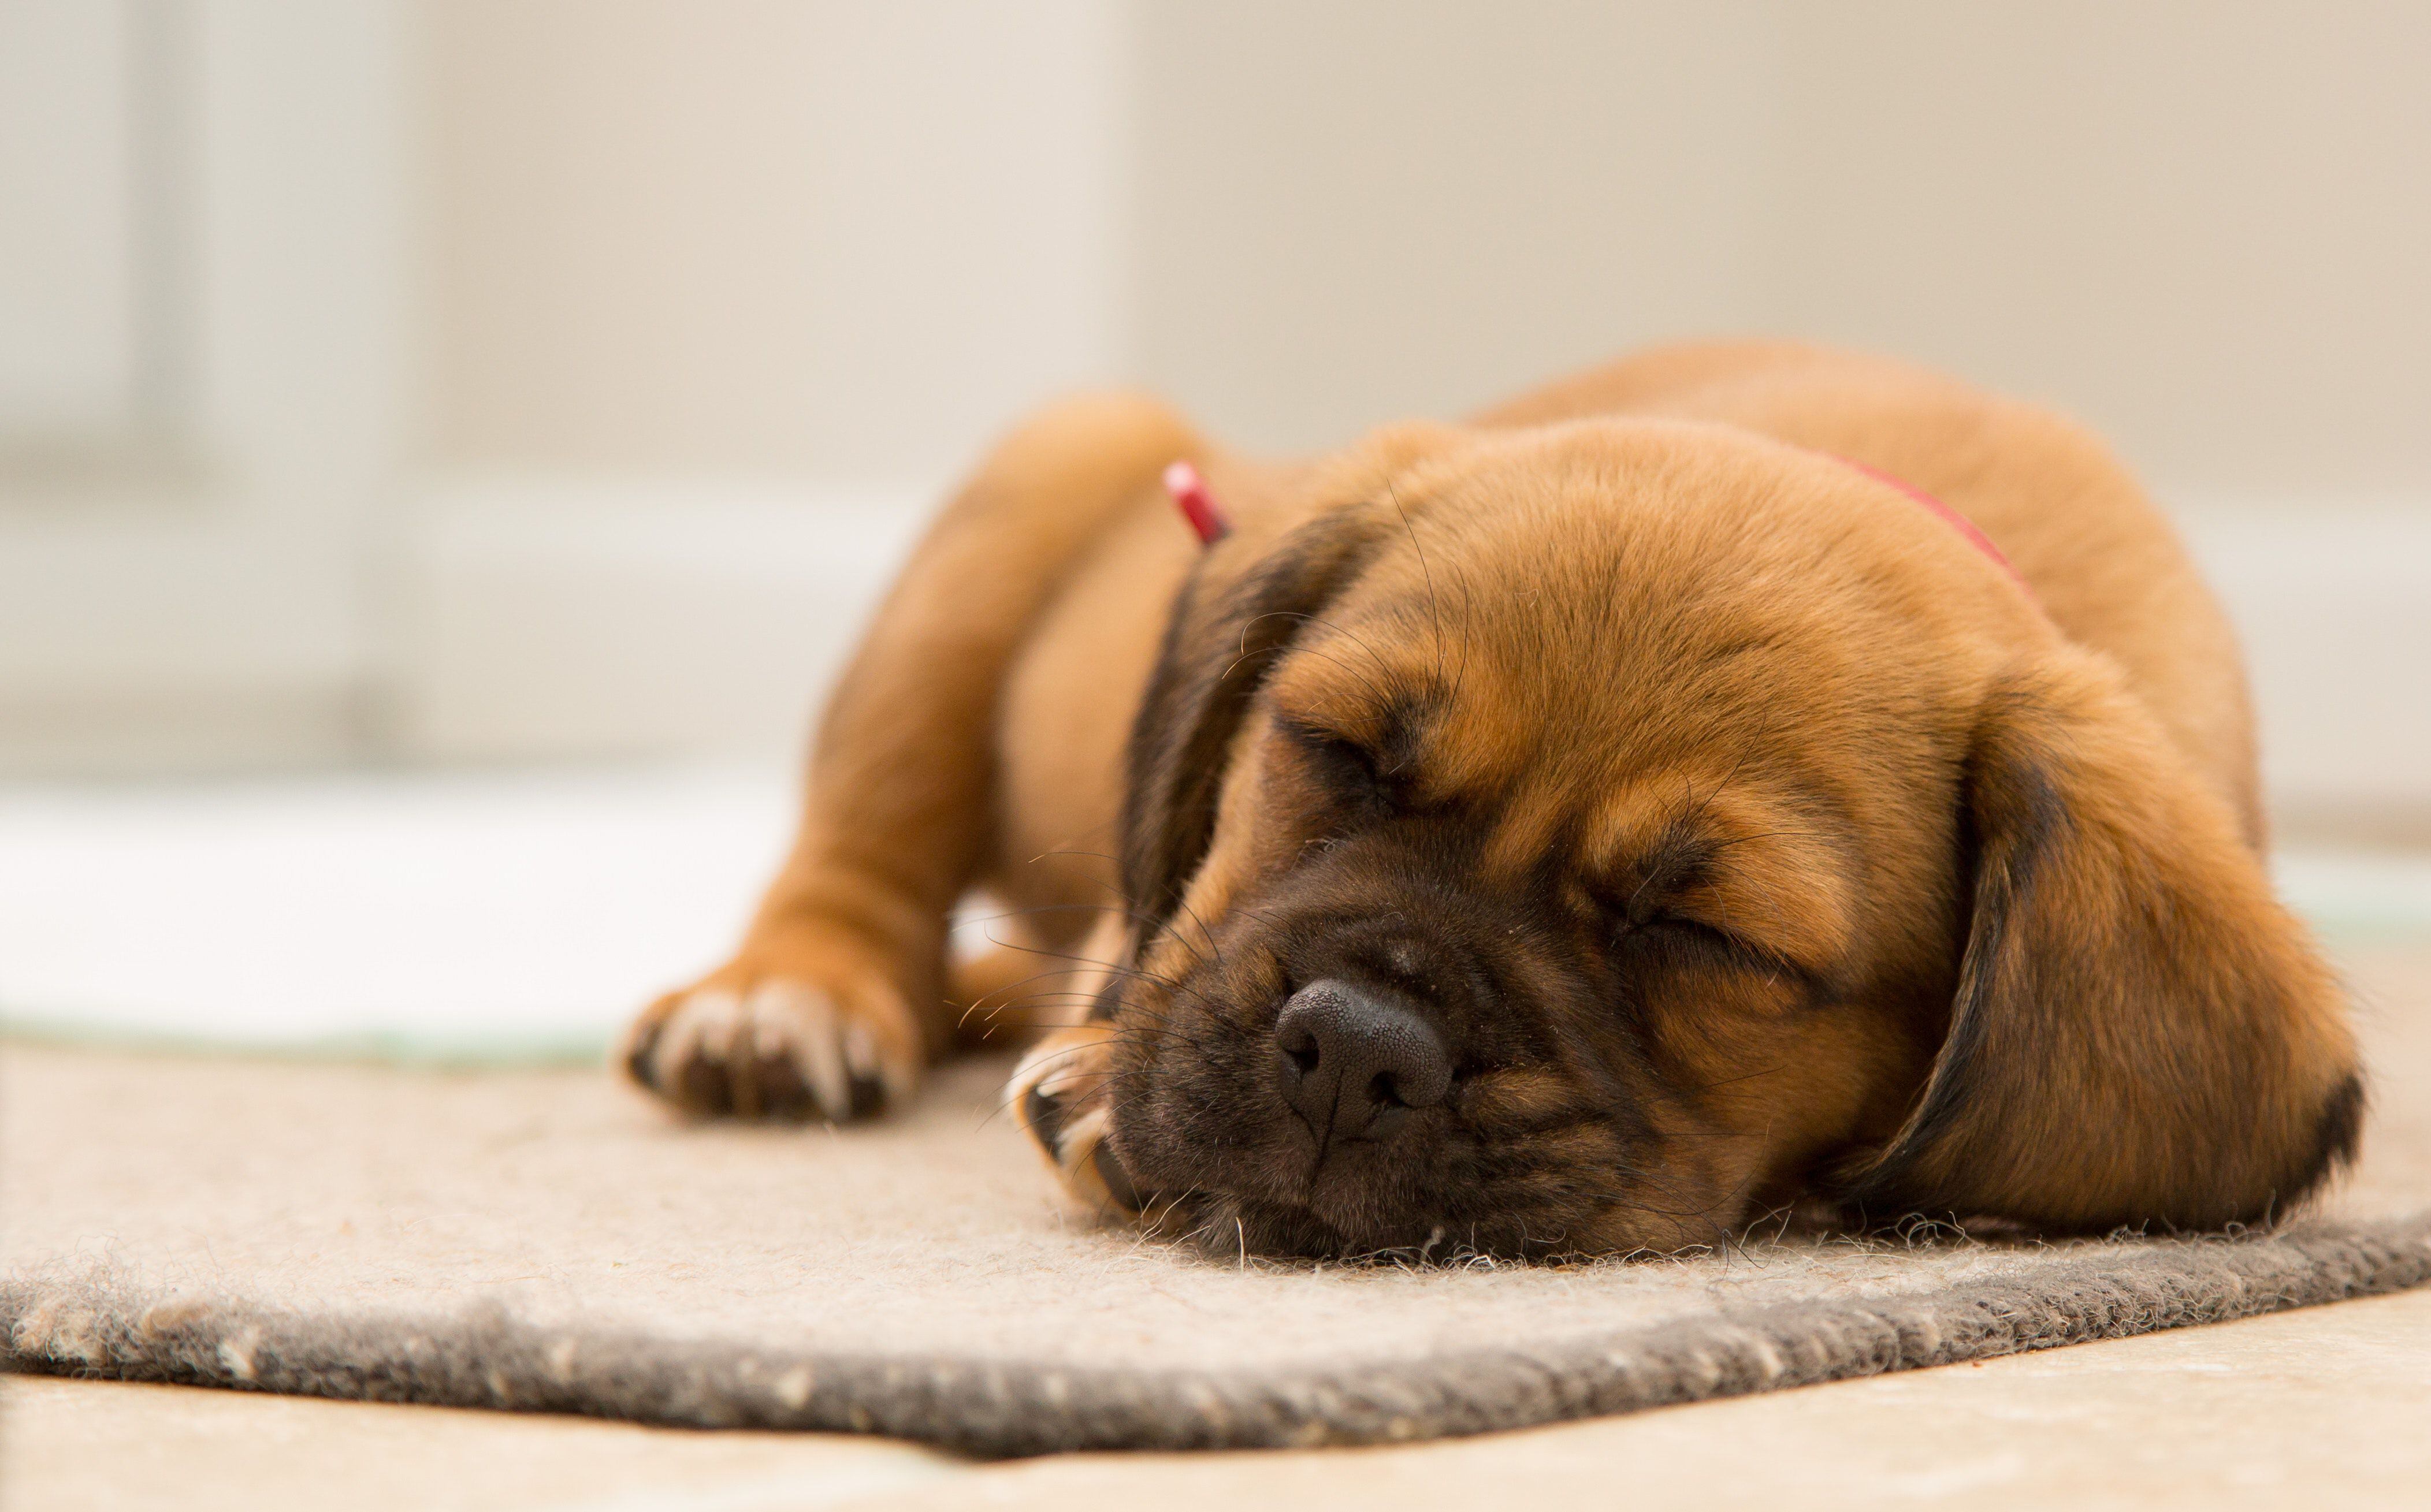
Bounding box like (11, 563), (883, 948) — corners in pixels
(4, 1), (2428, 1052)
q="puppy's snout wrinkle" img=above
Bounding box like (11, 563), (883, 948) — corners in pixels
(1273, 979), (1452, 1144)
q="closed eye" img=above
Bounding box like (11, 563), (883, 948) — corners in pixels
(1278, 717), (1404, 813)
(1620, 912), (1819, 995)
(1632, 914), (1751, 959)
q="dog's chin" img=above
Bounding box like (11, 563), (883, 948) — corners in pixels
(1107, 1092), (1659, 1263)
(1107, 1101), (1482, 1261)
(1137, 1185), (1636, 1265)
(1148, 1190), (1478, 1263)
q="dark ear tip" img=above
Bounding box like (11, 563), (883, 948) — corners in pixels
(1817, 1146), (1928, 1226)
(1830, 1066), (2371, 1235)
(2286, 1069), (2367, 1203)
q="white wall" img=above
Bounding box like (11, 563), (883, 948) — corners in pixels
(422, 0), (1126, 487)
(1125, 0), (2431, 502)
(0, 1), (412, 771)
(0, 0), (151, 436)
(393, 0), (1130, 763)
(2, 2), (2425, 825)
(1126, 0), (1786, 450)
(1758, 1), (2431, 502)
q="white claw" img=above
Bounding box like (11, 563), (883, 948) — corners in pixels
(841, 1022), (878, 1084)
(751, 1010), (792, 1060)
(650, 989), (735, 1090)
(842, 1022), (915, 1108)
(693, 990), (745, 1060)
(750, 981), (850, 1119)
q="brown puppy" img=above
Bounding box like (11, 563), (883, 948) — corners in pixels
(621, 342), (2362, 1259)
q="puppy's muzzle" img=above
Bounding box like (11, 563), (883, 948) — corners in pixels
(1273, 978), (1451, 1143)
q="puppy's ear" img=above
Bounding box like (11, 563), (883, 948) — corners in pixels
(1848, 647), (2362, 1232)
(1120, 508), (1384, 934)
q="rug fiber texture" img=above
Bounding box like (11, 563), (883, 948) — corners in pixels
(8, 948), (2430, 1455)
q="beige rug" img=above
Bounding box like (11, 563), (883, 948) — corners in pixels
(8, 948), (2430, 1455)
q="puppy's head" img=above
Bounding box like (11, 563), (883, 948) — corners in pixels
(1098, 420), (2361, 1260)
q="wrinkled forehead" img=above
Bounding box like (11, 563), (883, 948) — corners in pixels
(1263, 578), (1865, 963)
(1268, 490), (1852, 788)
(1258, 438), (1945, 872)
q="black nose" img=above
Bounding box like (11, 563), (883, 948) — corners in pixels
(1273, 979), (1452, 1139)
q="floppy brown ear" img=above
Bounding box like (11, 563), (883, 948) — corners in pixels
(1119, 508), (1384, 940)
(1846, 647), (2363, 1232)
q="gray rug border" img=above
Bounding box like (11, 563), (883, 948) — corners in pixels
(8, 1214), (2429, 1457)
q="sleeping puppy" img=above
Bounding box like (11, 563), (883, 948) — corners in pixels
(620, 342), (2362, 1260)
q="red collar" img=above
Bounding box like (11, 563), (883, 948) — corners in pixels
(1828, 454), (2034, 599)
(1163, 460), (1232, 544)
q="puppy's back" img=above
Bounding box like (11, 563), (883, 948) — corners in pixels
(1480, 341), (2263, 843)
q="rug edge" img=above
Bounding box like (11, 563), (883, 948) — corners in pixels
(8, 1215), (2429, 1456)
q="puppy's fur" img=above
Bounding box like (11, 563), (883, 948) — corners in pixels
(623, 342), (2361, 1258)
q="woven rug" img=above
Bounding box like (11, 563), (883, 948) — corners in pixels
(8, 948), (2429, 1456)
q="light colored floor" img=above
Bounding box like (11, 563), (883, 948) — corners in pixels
(10, 1284), (2430, 1511)
(0, 767), (791, 1055)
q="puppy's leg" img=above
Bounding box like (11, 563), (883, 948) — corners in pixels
(946, 929), (1075, 1052)
(1008, 1021), (1136, 1215)
(1003, 914), (1141, 1217)
(623, 394), (1198, 1120)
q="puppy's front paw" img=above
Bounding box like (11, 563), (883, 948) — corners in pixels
(1007, 1023), (1144, 1218)
(621, 947), (923, 1123)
